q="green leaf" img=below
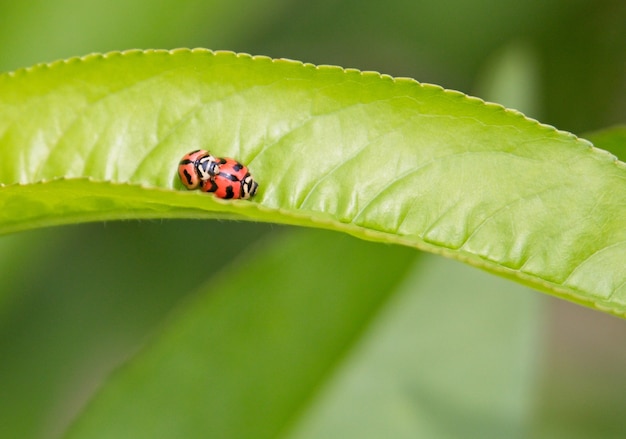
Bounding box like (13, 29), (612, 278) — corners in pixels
(64, 229), (542, 439)
(0, 49), (625, 316)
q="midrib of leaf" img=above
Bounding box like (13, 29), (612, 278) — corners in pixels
(0, 49), (625, 316)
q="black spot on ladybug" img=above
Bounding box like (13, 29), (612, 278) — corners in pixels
(205, 180), (218, 193)
(232, 163), (243, 171)
(183, 169), (194, 185)
(224, 186), (235, 199)
(220, 172), (239, 182)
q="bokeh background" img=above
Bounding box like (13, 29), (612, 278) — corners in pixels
(0, 0), (625, 438)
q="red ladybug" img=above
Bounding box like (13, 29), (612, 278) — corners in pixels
(201, 157), (259, 200)
(178, 149), (220, 190)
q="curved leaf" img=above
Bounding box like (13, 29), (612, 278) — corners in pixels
(0, 49), (624, 316)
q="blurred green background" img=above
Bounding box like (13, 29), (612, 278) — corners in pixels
(0, 0), (625, 438)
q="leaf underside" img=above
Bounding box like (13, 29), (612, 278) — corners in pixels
(0, 49), (625, 316)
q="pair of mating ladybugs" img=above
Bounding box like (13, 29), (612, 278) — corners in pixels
(178, 149), (258, 199)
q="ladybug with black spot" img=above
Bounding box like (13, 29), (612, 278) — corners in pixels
(177, 149), (220, 190)
(177, 150), (258, 200)
(201, 157), (258, 200)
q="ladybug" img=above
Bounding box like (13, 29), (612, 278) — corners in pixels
(201, 157), (259, 200)
(178, 149), (220, 190)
